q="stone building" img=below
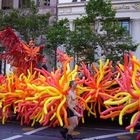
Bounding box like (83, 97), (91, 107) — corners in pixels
(58, 0), (140, 60)
(0, 0), (57, 15)
(0, 0), (57, 74)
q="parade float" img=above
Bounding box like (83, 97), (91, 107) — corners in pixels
(0, 28), (139, 134)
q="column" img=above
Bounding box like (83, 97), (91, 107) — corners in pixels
(69, 20), (74, 31)
(13, 0), (19, 9)
(131, 19), (140, 60)
(0, 0), (2, 9)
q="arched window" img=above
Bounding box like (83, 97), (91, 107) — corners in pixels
(19, 0), (31, 8)
(2, 0), (13, 9)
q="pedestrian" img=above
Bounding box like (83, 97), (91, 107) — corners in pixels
(60, 80), (83, 140)
(41, 57), (48, 71)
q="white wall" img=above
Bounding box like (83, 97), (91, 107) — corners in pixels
(59, 0), (72, 3)
(131, 19), (140, 60)
(13, 0), (19, 9)
(58, 0), (140, 61)
(116, 12), (140, 19)
(0, 0), (2, 9)
(58, 0), (87, 3)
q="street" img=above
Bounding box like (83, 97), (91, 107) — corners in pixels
(0, 117), (139, 140)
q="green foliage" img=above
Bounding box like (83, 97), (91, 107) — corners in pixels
(86, 0), (115, 22)
(0, 1), (50, 42)
(0, 0), (137, 67)
(87, 0), (137, 65)
(69, 0), (138, 65)
(68, 17), (96, 63)
(45, 18), (70, 69)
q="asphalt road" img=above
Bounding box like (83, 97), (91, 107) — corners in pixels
(0, 117), (139, 140)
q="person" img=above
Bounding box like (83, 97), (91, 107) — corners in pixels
(42, 58), (48, 71)
(29, 39), (35, 48)
(60, 80), (83, 140)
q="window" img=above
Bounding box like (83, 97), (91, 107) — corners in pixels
(72, 0), (77, 2)
(37, 0), (50, 7)
(81, 0), (86, 1)
(44, 0), (50, 6)
(19, 0), (31, 8)
(119, 20), (130, 34)
(2, 0), (13, 9)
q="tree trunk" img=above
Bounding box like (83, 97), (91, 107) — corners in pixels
(4, 60), (6, 75)
(0, 60), (2, 74)
(54, 46), (57, 71)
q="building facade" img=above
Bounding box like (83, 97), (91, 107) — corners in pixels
(58, 0), (140, 60)
(0, 0), (57, 15)
(0, 0), (57, 74)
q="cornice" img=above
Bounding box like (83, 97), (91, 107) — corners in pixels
(112, 0), (140, 4)
(58, 2), (86, 8)
(58, 0), (140, 8)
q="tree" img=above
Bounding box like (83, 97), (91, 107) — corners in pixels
(86, 0), (137, 64)
(68, 17), (96, 64)
(0, 1), (50, 42)
(45, 19), (70, 69)
(0, 1), (50, 74)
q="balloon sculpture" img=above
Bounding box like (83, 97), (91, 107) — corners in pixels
(0, 27), (44, 75)
(102, 53), (140, 133)
(0, 27), (140, 135)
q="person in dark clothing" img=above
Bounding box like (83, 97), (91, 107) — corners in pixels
(41, 57), (48, 71)
(42, 64), (48, 71)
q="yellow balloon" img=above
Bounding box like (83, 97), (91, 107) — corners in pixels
(43, 94), (62, 114)
(130, 112), (138, 133)
(119, 101), (138, 125)
(97, 60), (103, 87)
(104, 95), (131, 105)
(39, 112), (45, 123)
(56, 95), (66, 126)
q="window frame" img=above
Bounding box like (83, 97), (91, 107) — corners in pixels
(119, 19), (130, 34)
(19, 0), (31, 8)
(37, 0), (50, 7)
(2, 0), (13, 10)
